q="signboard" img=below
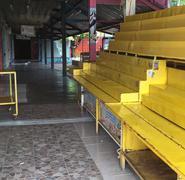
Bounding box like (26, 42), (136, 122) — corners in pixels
(84, 90), (96, 116)
(16, 34), (30, 40)
(100, 102), (121, 143)
(21, 25), (35, 37)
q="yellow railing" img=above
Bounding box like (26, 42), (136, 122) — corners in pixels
(0, 71), (18, 118)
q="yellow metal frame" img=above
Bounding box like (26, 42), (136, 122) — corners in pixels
(0, 71), (18, 117)
(69, 5), (185, 178)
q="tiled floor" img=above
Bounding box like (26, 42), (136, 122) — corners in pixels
(0, 123), (101, 180)
(0, 122), (138, 180)
(75, 122), (138, 180)
(0, 62), (138, 180)
(0, 63), (88, 122)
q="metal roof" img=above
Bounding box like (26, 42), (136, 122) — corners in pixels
(39, 0), (168, 39)
(0, 0), (168, 39)
(39, 1), (124, 39)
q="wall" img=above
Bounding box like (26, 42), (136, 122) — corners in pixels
(55, 39), (71, 63)
(31, 38), (38, 60)
(39, 39), (71, 64)
(0, 32), (3, 70)
(74, 37), (102, 57)
(2, 27), (11, 69)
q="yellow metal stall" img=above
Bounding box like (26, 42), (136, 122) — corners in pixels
(0, 71), (18, 118)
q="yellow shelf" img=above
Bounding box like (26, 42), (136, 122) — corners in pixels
(106, 103), (185, 177)
(0, 71), (18, 116)
(125, 150), (176, 180)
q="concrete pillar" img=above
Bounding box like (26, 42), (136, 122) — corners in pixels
(38, 38), (42, 62)
(40, 39), (42, 62)
(50, 38), (54, 69)
(89, 0), (96, 61)
(10, 34), (14, 64)
(38, 39), (40, 61)
(44, 39), (47, 65)
(61, 1), (67, 76)
(0, 31), (3, 70)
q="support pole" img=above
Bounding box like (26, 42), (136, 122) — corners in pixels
(40, 39), (42, 62)
(61, 1), (67, 76)
(50, 38), (54, 69)
(44, 39), (47, 65)
(89, 0), (96, 61)
(38, 38), (41, 61)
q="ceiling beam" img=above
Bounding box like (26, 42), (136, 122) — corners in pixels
(65, 0), (84, 17)
(65, 22), (82, 32)
(137, 0), (161, 10)
(96, 0), (121, 5)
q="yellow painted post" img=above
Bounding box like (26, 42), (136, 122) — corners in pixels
(96, 98), (99, 134)
(120, 122), (126, 170)
(9, 74), (13, 100)
(13, 72), (18, 116)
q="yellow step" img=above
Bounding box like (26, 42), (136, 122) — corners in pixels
(168, 68), (185, 91)
(106, 103), (185, 177)
(80, 73), (138, 102)
(121, 14), (185, 32)
(126, 103), (185, 149)
(116, 27), (185, 41)
(109, 40), (185, 60)
(73, 75), (117, 103)
(95, 64), (141, 91)
(99, 52), (153, 69)
(149, 85), (185, 108)
(125, 6), (185, 22)
(119, 73), (140, 91)
(142, 94), (185, 129)
(97, 58), (147, 80)
(120, 21), (141, 32)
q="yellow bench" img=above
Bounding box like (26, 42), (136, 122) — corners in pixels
(125, 5), (185, 22)
(72, 52), (165, 147)
(73, 52), (165, 103)
(70, 5), (185, 180)
(121, 14), (185, 32)
(106, 67), (185, 179)
(110, 9), (185, 61)
(109, 40), (185, 60)
(116, 27), (185, 41)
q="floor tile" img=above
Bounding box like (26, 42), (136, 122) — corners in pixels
(0, 123), (104, 180)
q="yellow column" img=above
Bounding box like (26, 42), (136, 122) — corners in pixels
(9, 74), (13, 99)
(13, 72), (18, 117)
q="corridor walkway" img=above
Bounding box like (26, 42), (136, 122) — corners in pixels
(0, 62), (89, 122)
(0, 62), (137, 180)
